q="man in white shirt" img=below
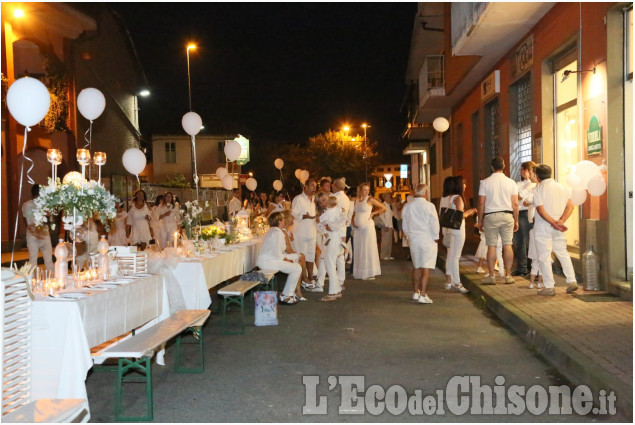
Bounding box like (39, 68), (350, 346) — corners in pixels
(532, 164), (578, 296)
(401, 184), (439, 304)
(379, 192), (394, 260)
(332, 178), (350, 284)
(477, 157), (519, 285)
(292, 178), (318, 285)
(513, 161), (537, 276)
(228, 189), (242, 217)
(22, 184), (54, 273)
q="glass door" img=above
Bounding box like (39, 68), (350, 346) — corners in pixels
(554, 59), (580, 250)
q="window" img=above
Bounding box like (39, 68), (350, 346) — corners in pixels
(165, 142), (176, 163)
(218, 142), (224, 152)
(484, 98), (500, 169)
(377, 167), (384, 172)
(509, 76), (533, 181)
(442, 130), (452, 169)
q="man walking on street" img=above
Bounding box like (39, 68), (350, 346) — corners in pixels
(532, 164), (578, 296)
(512, 161), (537, 276)
(477, 157), (519, 285)
(401, 184), (439, 304)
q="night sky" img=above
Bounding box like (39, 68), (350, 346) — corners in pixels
(111, 3), (416, 162)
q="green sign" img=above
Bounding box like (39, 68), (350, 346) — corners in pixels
(586, 115), (602, 155)
(235, 135), (250, 165)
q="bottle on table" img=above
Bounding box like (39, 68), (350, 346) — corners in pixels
(54, 239), (68, 289)
(98, 235), (110, 281)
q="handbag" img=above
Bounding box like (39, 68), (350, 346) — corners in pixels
(439, 196), (463, 230)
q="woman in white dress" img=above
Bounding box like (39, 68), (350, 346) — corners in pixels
(263, 192), (286, 218)
(150, 195), (166, 249)
(108, 201), (129, 246)
(158, 192), (180, 247)
(351, 183), (385, 280)
(126, 189), (153, 246)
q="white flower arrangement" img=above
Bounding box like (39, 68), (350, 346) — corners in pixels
(33, 178), (118, 231)
(180, 200), (210, 228)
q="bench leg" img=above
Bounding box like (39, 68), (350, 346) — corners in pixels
(175, 326), (205, 373)
(220, 295), (246, 335)
(114, 357), (152, 422)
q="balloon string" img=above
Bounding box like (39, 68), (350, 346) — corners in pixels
(22, 127), (35, 185)
(83, 122), (92, 149)
(11, 127), (32, 269)
(191, 135), (199, 201)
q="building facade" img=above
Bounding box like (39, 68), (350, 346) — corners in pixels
(403, 2), (633, 297)
(371, 163), (412, 201)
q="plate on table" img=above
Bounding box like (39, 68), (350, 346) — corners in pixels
(112, 279), (133, 284)
(91, 284), (118, 289)
(59, 292), (88, 299)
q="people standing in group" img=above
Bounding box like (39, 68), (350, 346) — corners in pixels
(316, 196), (347, 301)
(441, 176), (477, 293)
(312, 192), (330, 292)
(532, 164), (578, 296)
(351, 182), (385, 280)
(401, 184), (440, 304)
(512, 161), (537, 276)
(158, 192), (180, 248)
(318, 178), (332, 196)
(477, 157), (519, 285)
(263, 192), (286, 218)
(345, 187), (356, 270)
(292, 178), (318, 287)
(22, 184), (54, 273)
(522, 166), (544, 289)
(126, 189), (153, 246)
(256, 212), (303, 305)
(150, 195), (165, 249)
(378, 192), (395, 261)
(259, 192), (269, 211)
(108, 201), (129, 246)
(228, 188), (242, 217)
(331, 178), (350, 287)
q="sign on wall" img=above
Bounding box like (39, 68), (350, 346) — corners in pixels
(481, 70), (500, 102)
(586, 115), (603, 155)
(400, 164), (408, 179)
(235, 135), (250, 165)
(512, 34), (533, 80)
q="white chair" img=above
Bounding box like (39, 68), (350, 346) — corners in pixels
(1, 268), (89, 423)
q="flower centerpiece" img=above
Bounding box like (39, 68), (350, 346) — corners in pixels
(180, 200), (209, 239)
(33, 178), (117, 231)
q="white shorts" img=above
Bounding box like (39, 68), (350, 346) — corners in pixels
(409, 238), (438, 269)
(284, 252), (300, 263)
(295, 236), (316, 262)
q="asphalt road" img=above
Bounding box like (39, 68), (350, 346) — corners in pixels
(85, 245), (620, 422)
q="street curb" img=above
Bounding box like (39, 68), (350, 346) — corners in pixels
(437, 254), (632, 421)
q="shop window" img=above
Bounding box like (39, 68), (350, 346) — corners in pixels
(442, 130), (451, 169)
(484, 98), (500, 169)
(509, 76), (533, 181)
(165, 142), (176, 163)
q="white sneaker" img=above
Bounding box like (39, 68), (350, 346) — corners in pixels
(412, 292), (420, 300)
(418, 294), (433, 304)
(452, 282), (470, 294)
(476, 267), (485, 274)
(444, 283), (452, 291)
(529, 282), (535, 289)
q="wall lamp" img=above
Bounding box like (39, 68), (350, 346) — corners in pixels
(561, 67), (596, 83)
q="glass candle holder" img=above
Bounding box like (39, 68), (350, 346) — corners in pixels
(76, 149), (91, 165)
(93, 152), (107, 166)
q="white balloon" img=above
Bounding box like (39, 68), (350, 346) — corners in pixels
(300, 170), (309, 182)
(216, 167), (227, 180)
(587, 174), (606, 197)
(245, 177), (257, 191)
(433, 117), (450, 133)
(274, 158), (284, 170)
(6, 77), (51, 127)
(571, 188), (588, 206)
(565, 173), (582, 189)
(273, 180), (283, 191)
(295, 169), (302, 179)
(77, 88), (106, 121)
(574, 160), (600, 187)
(224, 140), (242, 162)
(182, 111), (202, 136)
(221, 174), (233, 190)
(122, 148), (146, 175)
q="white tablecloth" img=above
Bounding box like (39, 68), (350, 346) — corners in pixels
(30, 275), (164, 402)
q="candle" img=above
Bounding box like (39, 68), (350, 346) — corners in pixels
(174, 232), (179, 249)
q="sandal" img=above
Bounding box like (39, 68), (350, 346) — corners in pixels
(320, 294), (339, 302)
(280, 295), (298, 305)
(293, 294), (307, 301)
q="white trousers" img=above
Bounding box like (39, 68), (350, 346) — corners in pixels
(257, 258), (302, 297)
(27, 232), (53, 272)
(445, 225), (465, 283)
(534, 222), (576, 288)
(324, 239), (342, 294)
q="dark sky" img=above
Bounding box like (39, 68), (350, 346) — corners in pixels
(111, 3), (416, 162)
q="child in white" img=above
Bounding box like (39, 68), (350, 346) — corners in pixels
(317, 196), (346, 300)
(532, 165), (577, 294)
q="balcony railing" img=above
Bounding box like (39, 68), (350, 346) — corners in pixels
(418, 55), (445, 107)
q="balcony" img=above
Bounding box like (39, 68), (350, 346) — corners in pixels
(418, 55), (445, 108)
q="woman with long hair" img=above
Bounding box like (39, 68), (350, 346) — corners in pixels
(127, 189), (153, 246)
(150, 195), (166, 249)
(440, 176), (477, 293)
(351, 183), (385, 280)
(158, 192), (180, 247)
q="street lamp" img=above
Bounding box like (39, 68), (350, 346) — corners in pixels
(186, 43), (196, 111)
(362, 123), (370, 182)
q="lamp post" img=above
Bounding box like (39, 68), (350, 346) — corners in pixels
(362, 123), (370, 182)
(186, 43), (196, 111)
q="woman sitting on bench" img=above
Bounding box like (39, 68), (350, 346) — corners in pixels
(257, 212), (303, 305)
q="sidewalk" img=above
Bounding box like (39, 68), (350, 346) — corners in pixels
(444, 252), (633, 420)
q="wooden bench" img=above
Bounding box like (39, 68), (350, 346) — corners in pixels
(96, 309), (210, 422)
(217, 280), (264, 335)
(256, 269), (278, 291)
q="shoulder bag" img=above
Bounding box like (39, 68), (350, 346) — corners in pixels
(439, 196), (463, 230)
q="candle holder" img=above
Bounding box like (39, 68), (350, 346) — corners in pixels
(76, 149), (91, 180)
(93, 152), (107, 183)
(47, 149), (62, 184)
